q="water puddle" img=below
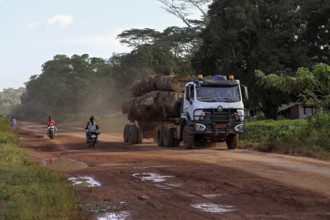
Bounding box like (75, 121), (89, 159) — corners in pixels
(202, 194), (224, 199)
(165, 183), (182, 188)
(132, 173), (174, 183)
(133, 165), (172, 170)
(191, 203), (234, 213)
(42, 158), (88, 171)
(98, 211), (130, 220)
(155, 184), (172, 190)
(155, 182), (183, 190)
(79, 200), (128, 219)
(68, 176), (101, 187)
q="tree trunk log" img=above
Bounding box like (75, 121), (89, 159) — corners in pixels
(122, 90), (183, 118)
(130, 75), (186, 96)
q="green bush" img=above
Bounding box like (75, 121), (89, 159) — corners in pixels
(303, 111), (330, 150)
(241, 119), (306, 142)
(241, 112), (330, 159)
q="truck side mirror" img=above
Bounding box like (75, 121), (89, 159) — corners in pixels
(241, 85), (249, 100)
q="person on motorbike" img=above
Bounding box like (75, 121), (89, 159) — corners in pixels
(85, 115), (100, 143)
(47, 116), (57, 135)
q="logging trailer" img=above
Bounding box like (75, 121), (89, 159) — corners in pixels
(122, 74), (248, 149)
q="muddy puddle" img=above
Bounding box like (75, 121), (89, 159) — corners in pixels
(68, 176), (101, 187)
(79, 200), (129, 220)
(42, 158), (89, 171)
(191, 203), (234, 213)
(98, 211), (130, 220)
(132, 172), (174, 183)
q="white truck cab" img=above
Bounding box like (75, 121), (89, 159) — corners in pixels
(181, 74), (248, 149)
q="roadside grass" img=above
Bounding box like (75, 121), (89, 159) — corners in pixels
(0, 114), (79, 220)
(240, 112), (330, 160)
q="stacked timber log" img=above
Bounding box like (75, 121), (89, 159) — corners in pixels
(122, 75), (187, 119)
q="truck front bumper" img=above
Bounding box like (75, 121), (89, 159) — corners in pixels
(193, 122), (244, 135)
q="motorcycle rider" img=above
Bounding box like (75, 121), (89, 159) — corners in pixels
(85, 115), (99, 143)
(47, 116), (57, 135)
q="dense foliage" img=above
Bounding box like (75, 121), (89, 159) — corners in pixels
(255, 63), (330, 118)
(0, 87), (25, 115)
(18, 54), (114, 121)
(194, 0), (330, 117)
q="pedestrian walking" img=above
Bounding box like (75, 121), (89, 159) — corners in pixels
(11, 117), (17, 131)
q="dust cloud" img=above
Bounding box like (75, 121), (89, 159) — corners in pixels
(73, 86), (130, 134)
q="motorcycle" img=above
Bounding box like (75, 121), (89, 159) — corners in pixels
(48, 125), (56, 139)
(87, 130), (100, 148)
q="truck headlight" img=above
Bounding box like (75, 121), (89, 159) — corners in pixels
(234, 124), (244, 133)
(195, 123), (206, 131)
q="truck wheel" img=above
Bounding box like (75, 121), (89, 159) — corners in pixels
(163, 127), (174, 147)
(137, 127), (143, 144)
(123, 124), (130, 143)
(226, 134), (238, 149)
(157, 125), (164, 147)
(128, 125), (138, 144)
(173, 138), (181, 147)
(183, 125), (194, 149)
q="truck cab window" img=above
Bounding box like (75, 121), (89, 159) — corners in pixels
(197, 86), (240, 102)
(185, 85), (195, 100)
(189, 85), (194, 99)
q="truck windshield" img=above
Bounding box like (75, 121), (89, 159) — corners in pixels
(197, 85), (240, 102)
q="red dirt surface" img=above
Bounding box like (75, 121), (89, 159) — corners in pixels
(17, 121), (330, 220)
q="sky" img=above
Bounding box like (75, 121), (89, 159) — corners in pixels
(0, 0), (203, 91)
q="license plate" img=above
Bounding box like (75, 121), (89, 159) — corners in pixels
(216, 124), (226, 129)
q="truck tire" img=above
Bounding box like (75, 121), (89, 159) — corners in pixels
(123, 124), (130, 143)
(183, 125), (194, 149)
(226, 134), (238, 149)
(163, 127), (174, 147)
(137, 127), (143, 144)
(173, 138), (181, 147)
(128, 125), (138, 144)
(157, 125), (165, 147)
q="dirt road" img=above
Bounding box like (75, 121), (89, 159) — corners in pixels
(17, 122), (330, 220)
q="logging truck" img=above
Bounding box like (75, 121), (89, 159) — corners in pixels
(122, 74), (248, 149)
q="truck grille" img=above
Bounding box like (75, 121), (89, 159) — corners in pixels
(193, 108), (244, 132)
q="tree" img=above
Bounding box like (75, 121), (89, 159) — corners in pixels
(296, 63), (330, 109)
(254, 71), (297, 119)
(112, 0), (210, 90)
(110, 43), (191, 88)
(254, 63), (330, 118)
(161, 26), (200, 57)
(193, 0), (329, 118)
(158, 0), (211, 28)
(20, 54), (113, 120)
(117, 28), (162, 49)
(0, 88), (25, 115)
